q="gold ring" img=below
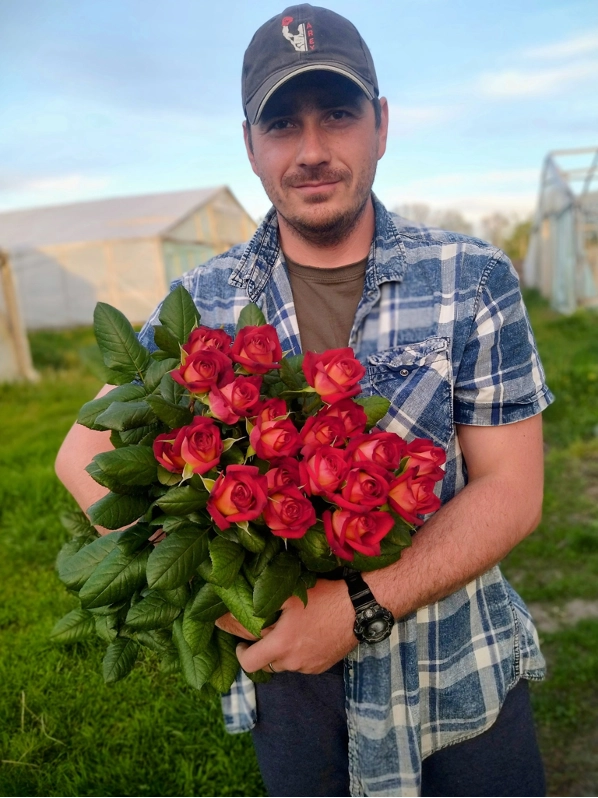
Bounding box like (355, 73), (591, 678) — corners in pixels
(268, 662), (279, 674)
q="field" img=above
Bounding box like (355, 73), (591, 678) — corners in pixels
(0, 291), (597, 796)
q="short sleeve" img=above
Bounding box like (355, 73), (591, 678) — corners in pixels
(454, 252), (554, 425)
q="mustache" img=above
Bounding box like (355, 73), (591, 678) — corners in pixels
(282, 167), (351, 188)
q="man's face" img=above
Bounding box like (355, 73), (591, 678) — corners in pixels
(244, 73), (388, 245)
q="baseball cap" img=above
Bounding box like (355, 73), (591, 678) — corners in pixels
(242, 4), (379, 125)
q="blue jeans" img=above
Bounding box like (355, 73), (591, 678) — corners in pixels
(251, 664), (546, 797)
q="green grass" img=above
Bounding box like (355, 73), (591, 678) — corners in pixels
(1, 295), (597, 796)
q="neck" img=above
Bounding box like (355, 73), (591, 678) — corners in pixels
(276, 197), (375, 268)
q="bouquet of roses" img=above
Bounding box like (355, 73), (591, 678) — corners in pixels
(52, 285), (445, 695)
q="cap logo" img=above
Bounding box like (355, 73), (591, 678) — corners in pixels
(281, 16), (315, 52)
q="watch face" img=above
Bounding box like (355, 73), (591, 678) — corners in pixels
(355, 606), (394, 644)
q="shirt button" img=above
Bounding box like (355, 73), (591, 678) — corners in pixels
(399, 368), (410, 377)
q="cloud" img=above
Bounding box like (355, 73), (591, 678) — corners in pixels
(524, 29), (598, 60)
(0, 173), (112, 212)
(387, 104), (451, 136)
(477, 59), (598, 98)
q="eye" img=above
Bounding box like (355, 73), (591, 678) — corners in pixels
(328, 109), (352, 121)
(267, 119), (294, 132)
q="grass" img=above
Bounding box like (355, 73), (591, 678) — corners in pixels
(0, 295), (597, 796)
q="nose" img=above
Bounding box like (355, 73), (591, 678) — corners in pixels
(295, 118), (330, 167)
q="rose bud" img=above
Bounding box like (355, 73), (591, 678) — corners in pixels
(387, 472), (441, 526)
(302, 348), (366, 404)
(250, 417), (302, 461)
(171, 348), (234, 395)
(263, 484), (316, 539)
(299, 414), (347, 458)
(323, 508), (395, 560)
(346, 431), (405, 472)
(403, 438), (446, 481)
(153, 427), (187, 473)
(317, 398), (367, 437)
(334, 465), (390, 512)
(300, 446), (350, 497)
(179, 416), (223, 475)
(208, 375), (262, 425)
(207, 465), (268, 530)
(182, 326), (232, 357)
(266, 457), (302, 490)
(231, 324), (283, 374)
(253, 397), (287, 424)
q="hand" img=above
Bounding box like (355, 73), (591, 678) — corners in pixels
(235, 578), (357, 675)
(215, 613), (261, 641)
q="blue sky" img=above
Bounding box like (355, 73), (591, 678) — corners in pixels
(1, 0), (597, 226)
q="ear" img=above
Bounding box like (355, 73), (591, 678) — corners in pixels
(243, 120), (260, 176)
(376, 97), (389, 161)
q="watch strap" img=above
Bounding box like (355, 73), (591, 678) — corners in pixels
(343, 569), (378, 612)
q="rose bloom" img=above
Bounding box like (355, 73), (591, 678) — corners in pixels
(231, 324), (282, 374)
(317, 398), (367, 437)
(263, 484), (316, 539)
(302, 348), (366, 404)
(266, 457), (302, 490)
(334, 465), (390, 512)
(179, 416), (223, 475)
(207, 465), (268, 530)
(323, 508), (395, 560)
(253, 397), (287, 425)
(250, 416), (302, 461)
(403, 438), (446, 481)
(300, 446), (350, 497)
(182, 326), (232, 357)
(153, 427), (187, 473)
(171, 348), (234, 394)
(299, 414), (347, 458)
(346, 431), (405, 472)
(208, 375), (262, 425)
(387, 471), (441, 526)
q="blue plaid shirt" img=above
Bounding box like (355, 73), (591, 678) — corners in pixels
(139, 197), (554, 797)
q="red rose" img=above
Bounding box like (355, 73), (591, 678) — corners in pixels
(263, 484), (316, 539)
(207, 465), (268, 530)
(153, 427), (187, 473)
(208, 375), (262, 425)
(179, 416), (223, 475)
(302, 348), (366, 404)
(317, 398), (367, 437)
(334, 465), (390, 512)
(299, 446), (349, 497)
(387, 472), (441, 526)
(266, 457), (302, 490)
(403, 438), (446, 481)
(182, 326), (232, 357)
(231, 324), (282, 374)
(323, 508), (395, 560)
(254, 397), (287, 424)
(346, 431), (405, 472)
(250, 416), (302, 461)
(299, 414), (347, 458)
(171, 348), (234, 394)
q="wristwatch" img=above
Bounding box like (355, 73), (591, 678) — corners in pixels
(343, 569), (394, 644)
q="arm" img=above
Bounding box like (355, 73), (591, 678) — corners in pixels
(235, 413), (544, 674)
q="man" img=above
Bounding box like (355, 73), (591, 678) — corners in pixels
(56, 5), (553, 796)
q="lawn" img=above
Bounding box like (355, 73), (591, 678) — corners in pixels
(0, 290), (597, 796)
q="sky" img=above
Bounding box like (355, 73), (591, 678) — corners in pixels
(1, 0), (597, 228)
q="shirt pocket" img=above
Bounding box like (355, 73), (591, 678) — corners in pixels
(366, 337), (453, 448)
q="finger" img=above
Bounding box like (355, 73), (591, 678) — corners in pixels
(215, 613), (258, 641)
(236, 638), (281, 674)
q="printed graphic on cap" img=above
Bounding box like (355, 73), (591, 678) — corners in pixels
(281, 16), (315, 52)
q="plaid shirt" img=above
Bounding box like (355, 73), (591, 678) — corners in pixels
(139, 197), (553, 797)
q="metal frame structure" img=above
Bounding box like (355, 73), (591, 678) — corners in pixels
(524, 147), (598, 314)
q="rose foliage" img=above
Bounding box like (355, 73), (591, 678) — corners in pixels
(52, 287), (445, 696)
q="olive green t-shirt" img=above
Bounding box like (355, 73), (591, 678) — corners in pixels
(284, 254), (367, 353)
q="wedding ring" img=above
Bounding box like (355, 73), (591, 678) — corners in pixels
(268, 662), (279, 674)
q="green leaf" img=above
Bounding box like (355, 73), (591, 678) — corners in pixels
(301, 570), (317, 589)
(159, 652), (181, 673)
(153, 325), (182, 358)
(219, 444), (245, 468)
(95, 401), (156, 432)
(60, 510), (98, 538)
(145, 357), (179, 392)
(280, 355), (307, 391)
(156, 583), (191, 609)
(236, 303), (267, 332)
(186, 582), (228, 623)
(77, 384), (147, 430)
(95, 614), (119, 643)
(93, 446), (158, 487)
(56, 533), (120, 590)
(291, 523), (338, 572)
(87, 492), (152, 530)
(385, 515), (414, 548)
(120, 424), (160, 446)
(85, 461), (144, 495)
(79, 546), (151, 609)
(88, 600), (128, 616)
(49, 608), (96, 643)
(145, 394), (193, 428)
(250, 535), (281, 576)
(155, 485), (208, 515)
(102, 638), (139, 684)
(209, 538), (245, 589)
(253, 552), (302, 617)
(94, 302), (150, 379)
(209, 629), (240, 693)
(117, 523), (156, 555)
(236, 522), (266, 553)
(125, 591), (182, 630)
(146, 527), (209, 590)
(157, 465), (182, 486)
(355, 395), (391, 431)
(293, 579), (308, 607)
(172, 618), (217, 691)
(213, 574), (266, 638)
(182, 610), (214, 655)
(349, 535), (408, 571)
(159, 285), (201, 344)
(136, 628), (174, 654)
(160, 372), (189, 405)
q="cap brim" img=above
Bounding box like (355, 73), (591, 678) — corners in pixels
(245, 62), (375, 125)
